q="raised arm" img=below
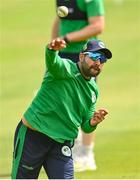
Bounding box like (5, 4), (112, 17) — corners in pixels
(45, 38), (69, 77)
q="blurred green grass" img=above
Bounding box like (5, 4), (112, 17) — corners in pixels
(0, 0), (140, 179)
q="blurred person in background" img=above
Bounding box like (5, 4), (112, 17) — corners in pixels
(51, 0), (105, 172)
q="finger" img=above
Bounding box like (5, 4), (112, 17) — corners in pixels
(94, 112), (103, 118)
(52, 39), (56, 45)
(93, 115), (104, 124)
(99, 109), (108, 116)
(91, 116), (103, 125)
(56, 38), (61, 42)
(61, 44), (66, 48)
(61, 39), (66, 44)
(93, 112), (102, 121)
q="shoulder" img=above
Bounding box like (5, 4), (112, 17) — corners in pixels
(62, 58), (77, 72)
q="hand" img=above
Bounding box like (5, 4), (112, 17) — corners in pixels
(90, 109), (108, 126)
(48, 38), (66, 51)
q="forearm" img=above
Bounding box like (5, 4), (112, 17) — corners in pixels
(51, 17), (60, 40)
(45, 38), (66, 71)
(45, 47), (58, 69)
(66, 16), (105, 42)
(81, 120), (97, 133)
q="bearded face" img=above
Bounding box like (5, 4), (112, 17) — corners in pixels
(80, 54), (104, 78)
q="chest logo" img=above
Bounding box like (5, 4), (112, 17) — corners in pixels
(92, 92), (96, 103)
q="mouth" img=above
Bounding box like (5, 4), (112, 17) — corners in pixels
(94, 67), (100, 71)
(90, 67), (100, 71)
(89, 67), (101, 76)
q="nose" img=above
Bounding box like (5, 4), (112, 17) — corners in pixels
(94, 60), (103, 69)
(94, 60), (101, 65)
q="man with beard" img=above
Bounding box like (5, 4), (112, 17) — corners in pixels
(11, 38), (112, 179)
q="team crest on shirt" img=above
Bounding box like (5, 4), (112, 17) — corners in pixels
(91, 92), (96, 103)
(61, 146), (71, 157)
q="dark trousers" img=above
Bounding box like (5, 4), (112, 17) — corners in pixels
(11, 121), (74, 179)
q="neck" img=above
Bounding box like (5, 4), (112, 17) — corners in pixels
(77, 62), (91, 80)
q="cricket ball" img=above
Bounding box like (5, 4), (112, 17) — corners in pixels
(57, 6), (68, 18)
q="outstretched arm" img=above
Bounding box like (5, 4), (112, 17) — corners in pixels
(45, 38), (69, 77)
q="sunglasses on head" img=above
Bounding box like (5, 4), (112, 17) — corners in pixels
(83, 52), (107, 63)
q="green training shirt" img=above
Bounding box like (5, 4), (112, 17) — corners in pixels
(24, 48), (99, 143)
(58, 0), (105, 53)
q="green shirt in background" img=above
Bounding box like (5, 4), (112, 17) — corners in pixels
(58, 0), (105, 53)
(24, 48), (99, 143)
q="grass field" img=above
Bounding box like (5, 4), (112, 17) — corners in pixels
(0, 0), (140, 179)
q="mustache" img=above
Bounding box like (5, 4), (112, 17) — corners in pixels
(90, 66), (100, 71)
